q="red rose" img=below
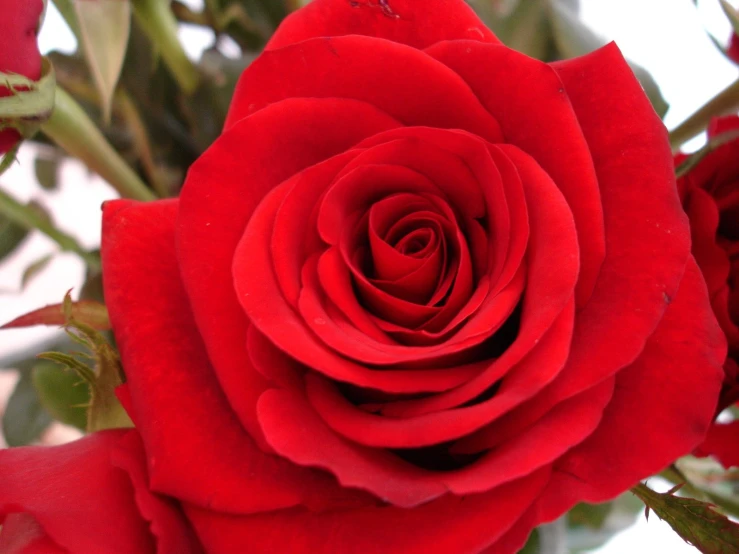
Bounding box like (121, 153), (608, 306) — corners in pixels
(680, 116), (739, 469)
(101, 1), (725, 551)
(0, 0), (43, 153)
(0, 430), (202, 553)
(728, 32), (739, 64)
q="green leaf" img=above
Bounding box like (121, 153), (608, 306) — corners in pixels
(34, 151), (61, 190)
(0, 211), (30, 262)
(719, 0), (739, 36)
(518, 529), (540, 553)
(471, 0), (553, 61)
(32, 360), (89, 430)
(2, 371), (51, 446)
(632, 482), (739, 554)
(20, 254), (54, 289)
(131, 0), (200, 94)
(41, 86), (155, 203)
(74, 0), (131, 123)
(1, 298), (111, 330)
(568, 502), (613, 529)
(37, 292), (131, 432)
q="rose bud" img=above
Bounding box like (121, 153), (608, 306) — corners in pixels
(98, 1), (724, 551)
(680, 116), (739, 469)
(0, 0), (44, 153)
(0, 430), (203, 553)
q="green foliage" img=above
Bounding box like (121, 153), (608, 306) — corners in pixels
(38, 292), (131, 433)
(32, 360), (89, 430)
(74, 0), (131, 122)
(2, 371), (52, 446)
(0, 210), (30, 262)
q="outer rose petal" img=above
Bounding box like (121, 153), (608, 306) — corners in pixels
(184, 469), (549, 554)
(0, 0), (43, 153)
(103, 199), (371, 515)
(0, 430), (200, 554)
(266, 0), (499, 51)
(225, 36), (503, 141)
(536, 260), (725, 522)
(473, 41), (695, 435)
(695, 420), (739, 468)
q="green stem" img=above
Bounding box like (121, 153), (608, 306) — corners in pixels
(660, 465), (739, 519)
(0, 187), (101, 271)
(41, 87), (155, 202)
(669, 77), (739, 151)
(131, 0), (200, 94)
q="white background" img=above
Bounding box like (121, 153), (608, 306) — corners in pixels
(1, 0), (738, 552)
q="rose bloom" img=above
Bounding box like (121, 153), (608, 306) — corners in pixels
(0, 430), (202, 553)
(0, 0), (43, 153)
(681, 116), (739, 470)
(4, 0), (726, 552)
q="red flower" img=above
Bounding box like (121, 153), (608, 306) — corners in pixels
(0, 430), (203, 553)
(680, 116), (739, 469)
(0, 0), (44, 153)
(101, 1), (725, 551)
(728, 32), (739, 64)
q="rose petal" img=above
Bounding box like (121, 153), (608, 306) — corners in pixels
(427, 40), (605, 307)
(0, 431), (155, 554)
(695, 420), (739, 469)
(185, 469), (548, 554)
(104, 199), (367, 514)
(178, 98), (398, 438)
(225, 36), (503, 143)
(267, 0), (499, 51)
(535, 259), (725, 522)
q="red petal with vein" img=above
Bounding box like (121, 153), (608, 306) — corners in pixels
(185, 469), (549, 554)
(267, 0), (499, 51)
(103, 199), (368, 514)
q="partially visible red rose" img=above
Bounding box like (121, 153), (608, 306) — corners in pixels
(0, 0), (44, 153)
(681, 116), (739, 468)
(728, 32), (739, 64)
(0, 429), (203, 553)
